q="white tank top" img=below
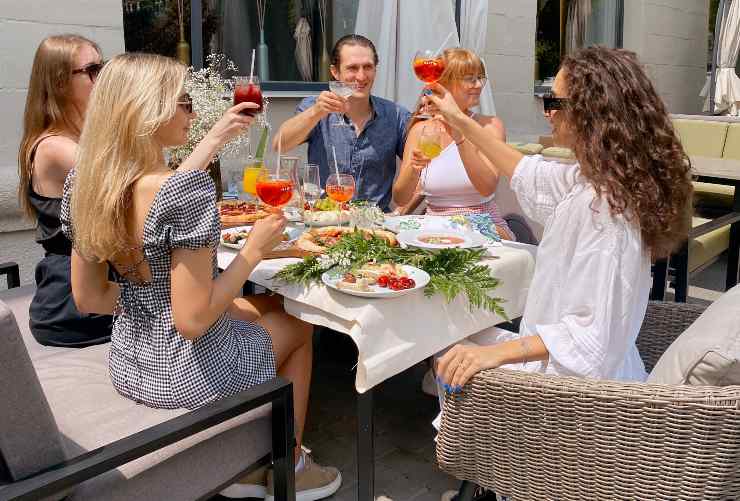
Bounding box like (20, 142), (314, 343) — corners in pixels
(421, 142), (495, 208)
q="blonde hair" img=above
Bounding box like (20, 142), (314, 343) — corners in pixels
(70, 53), (186, 261)
(18, 34), (101, 219)
(408, 47), (487, 132)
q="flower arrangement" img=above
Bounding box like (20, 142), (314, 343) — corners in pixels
(169, 53), (270, 165)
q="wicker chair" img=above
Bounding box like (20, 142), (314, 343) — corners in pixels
(436, 301), (740, 501)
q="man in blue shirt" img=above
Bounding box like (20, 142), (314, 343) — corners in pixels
(275, 35), (411, 211)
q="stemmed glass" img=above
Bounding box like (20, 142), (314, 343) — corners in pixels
(233, 76), (263, 116)
(300, 163), (321, 223)
(412, 50), (445, 119)
(416, 123), (443, 195)
(255, 160), (297, 210)
(326, 172), (355, 226)
(328, 80), (358, 127)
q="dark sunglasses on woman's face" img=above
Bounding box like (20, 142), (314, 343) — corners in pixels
(542, 94), (568, 114)
(177, 94), (193, 114)
(72, 61), (106, 82)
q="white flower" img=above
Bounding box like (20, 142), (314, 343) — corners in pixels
(169, 54), (271, 165)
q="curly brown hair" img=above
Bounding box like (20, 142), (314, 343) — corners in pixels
(560, 47), (692, 259)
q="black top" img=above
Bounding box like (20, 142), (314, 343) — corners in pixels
(28, 189), (72, 256)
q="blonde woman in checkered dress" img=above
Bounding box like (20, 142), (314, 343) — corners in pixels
(61, 53), (341, 500)
(393, 48), (514, 241)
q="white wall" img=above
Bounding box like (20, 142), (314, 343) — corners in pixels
(484, 0), (551, 142)
(0, 0), (125, 288)
(623, 0), (709, 114)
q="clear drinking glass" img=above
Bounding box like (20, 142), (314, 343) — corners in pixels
(412, 50), (445, 119)
(328, 80), (358, 127)
(326, 172), (355, 226)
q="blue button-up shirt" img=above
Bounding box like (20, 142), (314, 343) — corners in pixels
(297, 95), (411, 211)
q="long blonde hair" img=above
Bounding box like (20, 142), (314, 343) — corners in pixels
(18, 34), (101, 219)
(408, 47), (487, 133)
(70, 53), (186, 262)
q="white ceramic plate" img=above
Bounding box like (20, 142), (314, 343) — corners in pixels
(322, 264), (430, 298)
(396, 229), (487, 250)
(303, 210), (351, 227)
(382, 215), (451, 233)
(220, 226), (302, 250)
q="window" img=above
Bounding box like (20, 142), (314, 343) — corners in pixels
(208, 0), (360, 91)
(535, 0), (623, 91)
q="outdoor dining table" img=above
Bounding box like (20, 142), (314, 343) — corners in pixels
(217, 237), (536, 501)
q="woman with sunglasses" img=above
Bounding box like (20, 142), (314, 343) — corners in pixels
(18, 35), (256, 348)
(393, 48), (514, 241)
(427, 47), (692, 392)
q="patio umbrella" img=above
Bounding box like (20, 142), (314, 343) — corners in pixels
(701, 0), (740, 115)
(294, 16), (313, 81)
(565, 0), (591, 54)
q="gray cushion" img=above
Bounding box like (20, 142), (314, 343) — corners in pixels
(34, 344), (273, 500)
(0, 300), (67, 482)
(648, 285), (740, 386)
(0, 285), (70, 361)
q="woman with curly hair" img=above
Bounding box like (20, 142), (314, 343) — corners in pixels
(429, 47), (692, 390)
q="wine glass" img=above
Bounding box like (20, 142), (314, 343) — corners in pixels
(233, 76), (263, 116)
(412, 50), (445, 119)
(416, 123), (443, 195)
(255, 160), (297, 209)
(326, 172), (355, 226)
(328, 80), (358, 127)
(300, 163), (321, 224)
(242, 161), (266, 202)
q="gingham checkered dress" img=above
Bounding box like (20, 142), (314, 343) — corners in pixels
(61, 170), (276, 410)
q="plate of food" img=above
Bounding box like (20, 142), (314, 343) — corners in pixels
(220, 226), (302, 250)
(396, 229), (487, 250)
(295, 226), (398, 254)
(303, 197), (351, 227)
(322, 263), (430, 298)
(218, 200), (269, 226)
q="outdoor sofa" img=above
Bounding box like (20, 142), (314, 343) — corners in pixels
(0, 262), (296, 501)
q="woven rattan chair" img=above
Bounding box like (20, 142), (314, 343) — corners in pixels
(436, 301), (740, 501)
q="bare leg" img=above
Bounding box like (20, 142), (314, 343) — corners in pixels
(254, 312), (313, 462)
(228, 294), (284, 321)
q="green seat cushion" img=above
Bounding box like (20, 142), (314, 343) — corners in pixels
(689, 216), (730, 272)
(541, 146), (575, 159)
(508, 142), (543, 155)
(722, 124), (740, 160)
(672, 119), (728, 157)
(692, 181), (735, 210)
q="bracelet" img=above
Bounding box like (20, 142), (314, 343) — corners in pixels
(455, 137), (466, 146)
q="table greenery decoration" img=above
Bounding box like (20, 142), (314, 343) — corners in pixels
(273, 231), (506, 316)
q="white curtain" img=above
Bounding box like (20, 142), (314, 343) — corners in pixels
(565, 0), (592, 54)
(460, 0), (496, 115)
(355, 0), (496, 115)
(585, 0), (619, 48)
(701, 0), (740, 115)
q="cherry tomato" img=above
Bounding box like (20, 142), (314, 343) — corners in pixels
(400, 277), (412, 289)
(377, 275), (389, 287)
(407, 278), (416, 288)
(389, 278), (401, 290)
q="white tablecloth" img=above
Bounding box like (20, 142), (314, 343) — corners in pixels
(218, 242), (536, 392)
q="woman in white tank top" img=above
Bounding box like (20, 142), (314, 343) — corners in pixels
(393, 48), (514, 240)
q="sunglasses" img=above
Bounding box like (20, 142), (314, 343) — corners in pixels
(72, 61), (105, 82)
(542, 94), (568, 114)
(177, 94), (193, 114)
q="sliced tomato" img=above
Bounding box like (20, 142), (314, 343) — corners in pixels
(377, 275), (389, 287)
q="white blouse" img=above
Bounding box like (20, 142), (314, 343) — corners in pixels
(509, 155), (650, 381)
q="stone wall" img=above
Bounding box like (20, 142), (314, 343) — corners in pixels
(0, 0), (125, 287)
(623, 0), (709, 115)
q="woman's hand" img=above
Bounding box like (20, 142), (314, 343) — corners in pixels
(436, 344), (501, 392)
(205, 102), (259, 148)
(424, 83), (467, 130)
(243, 213), (288, 259)
(410, 149), (432, 171)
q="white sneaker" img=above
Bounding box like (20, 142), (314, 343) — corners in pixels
(220, 464), (268, 498)
(265, 446), (341, 501)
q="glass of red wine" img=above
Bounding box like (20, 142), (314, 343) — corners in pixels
(233, 76), (263, 116)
